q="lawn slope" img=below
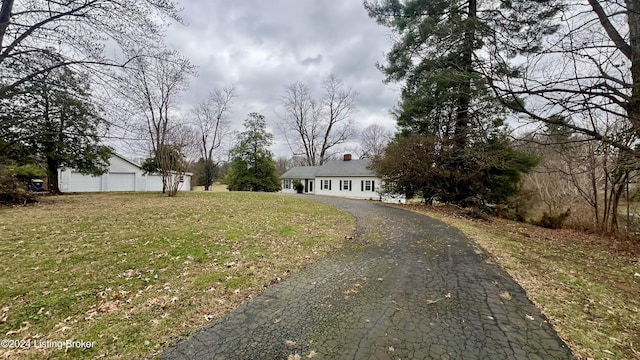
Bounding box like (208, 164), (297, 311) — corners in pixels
(0, 192), (354, 359)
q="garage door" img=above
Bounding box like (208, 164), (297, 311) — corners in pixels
(69, 172), (102, 192)
(108, 173), (136, 191)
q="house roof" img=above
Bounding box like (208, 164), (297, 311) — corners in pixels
(281, 159), (375, 179)
(316, 159), (374, 177)
(280, 165), (321, 179)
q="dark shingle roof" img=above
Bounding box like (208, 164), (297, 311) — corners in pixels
(280, 166), (321, 179)
(280, 159), (375, 179)
(316, 159), (374, 177)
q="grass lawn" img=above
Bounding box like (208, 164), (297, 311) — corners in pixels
(395, 204), (640, 360)
(0, 192), (354, 359)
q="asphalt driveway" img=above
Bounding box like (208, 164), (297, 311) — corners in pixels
(162, 195), (573, 360)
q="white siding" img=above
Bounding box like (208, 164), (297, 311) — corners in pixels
(281, 179), (296, 194)
(108, 156), (139, 173)
(108, 173), (135, 191)
(143, 175), (164, 191)
(315, 176), (380, 200)
(69, 172), (102, 192)
(183, 175), (191, 191)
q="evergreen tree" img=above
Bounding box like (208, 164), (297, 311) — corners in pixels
(365, 0), (561, 139)
(364, 0), (555, 205)
(0, 66), (111, 193)
(226, 113), (281, 192)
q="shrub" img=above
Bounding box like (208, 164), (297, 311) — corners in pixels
(293, 179), (304, 193)
(14, 163), (47, 181)
(0, 164), (38, 205)
(534, 209), (571, 229)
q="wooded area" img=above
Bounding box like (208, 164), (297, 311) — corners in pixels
(365, 0), (640, 240)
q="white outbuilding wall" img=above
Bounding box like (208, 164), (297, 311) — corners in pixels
(58, 154), (191, 193)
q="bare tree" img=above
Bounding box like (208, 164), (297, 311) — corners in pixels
(520, 124), (639, 234)
(278, 81), (319, 165)
(275, 156), (290, 176)
(359, 124), (392, 158)
(278, 75), (357, 166)
(485, 1), (640, 156)
(0, 0), (181, 101)
(160, 124), (197, 196)
(191, 86), (236, 190)
(123, 50), (195, 194)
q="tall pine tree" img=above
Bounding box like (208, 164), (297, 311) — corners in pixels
(365, 0), (558, 204)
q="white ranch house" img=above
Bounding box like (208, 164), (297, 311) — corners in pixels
(57, 153), (191, 193)
(281, 154), (396, 201)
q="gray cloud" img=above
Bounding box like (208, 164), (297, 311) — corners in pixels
(166, 0), (399, 157)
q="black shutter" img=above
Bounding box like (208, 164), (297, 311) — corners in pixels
(349, 180), (352, 191)
(372, 180), (375, 192)
(339, 180), (342, 191)
(329, 180), (332, 190)
(361, 180), (364, 192)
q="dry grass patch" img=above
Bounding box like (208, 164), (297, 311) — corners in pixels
(390, 204), (640, 360)
(0, 192), (354, 359)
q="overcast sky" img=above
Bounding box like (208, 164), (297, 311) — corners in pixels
(163, 0), (400, 158)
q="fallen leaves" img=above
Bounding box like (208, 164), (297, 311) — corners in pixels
(0, 192), (354, 359)
(5, 321), (29, 336)
(0, 306), (8, 324)
(122, 269), (142, 280)
(147, 296), (178, 310)
(499, 291), (512, 301)
(427, 292), (453, 304)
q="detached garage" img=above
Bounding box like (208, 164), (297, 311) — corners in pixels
(58, 153), (191, 193)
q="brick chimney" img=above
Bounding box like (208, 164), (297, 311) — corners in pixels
(343, 154), (352, 161)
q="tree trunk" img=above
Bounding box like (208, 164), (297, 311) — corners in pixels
(203, 159), (214, 191)
(626, 0), (640, 137)
(0, 0), (14, 49)
(47, 158), (61, 194)
(453, 0), (477, 154)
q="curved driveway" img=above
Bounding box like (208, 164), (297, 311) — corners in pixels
(162, 196), (573, 360)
